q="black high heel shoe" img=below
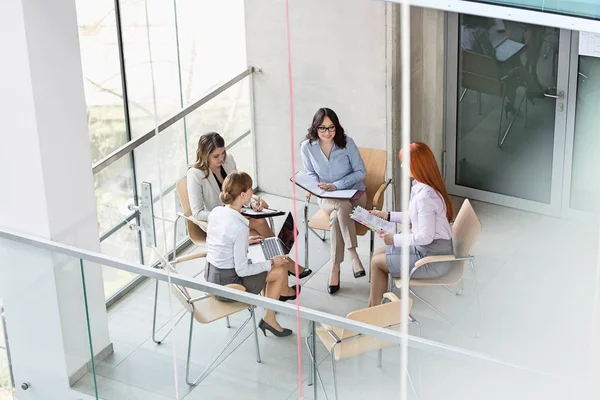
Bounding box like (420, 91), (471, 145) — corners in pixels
(279, 285), (301, 302)
(288, 268), (312, 279)
(328, 269), (341, 294)
(353, 267), (366, 278)
(258, 319), (292, 337)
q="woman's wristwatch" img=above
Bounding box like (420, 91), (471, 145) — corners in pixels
(386, 212), (391, 222)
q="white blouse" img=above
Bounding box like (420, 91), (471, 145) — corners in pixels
(206, 206), (271, 277)
(389, 180), (452, 247)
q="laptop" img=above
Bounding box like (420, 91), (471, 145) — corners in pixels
(248, 213), (297, 262)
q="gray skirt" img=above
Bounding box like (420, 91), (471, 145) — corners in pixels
(205, 262), (267, 301)
(386, 239), (453, 279)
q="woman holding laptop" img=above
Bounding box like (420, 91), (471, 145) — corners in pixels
(367, 142), (454, 307)
(206, 172), (299, 337)
(300, 108), (367, 294)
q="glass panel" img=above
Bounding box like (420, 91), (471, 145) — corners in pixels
(75, 0), (128, 162)
(468, 0), (600, 21)
(100, 226), (140, 298)
(176, 0), (247, 105)
(456, 16), (558, 203)
(119, 0), (182, 138)
(570, 54), (600, 214)
(227, 131), (256, 182)
(185, 79), (252, 164)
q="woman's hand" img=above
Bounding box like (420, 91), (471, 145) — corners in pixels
(369, 210), (389, 220)
(249, 235), (264, 245)
(379, 231), (394, 245)
(318, 183), (337, 191)
(250, 197), (268, 211)
(271, 255), (289, 268)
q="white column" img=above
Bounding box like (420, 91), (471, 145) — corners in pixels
(0, 0), (111, 397)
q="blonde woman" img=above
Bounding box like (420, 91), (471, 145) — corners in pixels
(187, 132), (311, 280)
(206, 172), (299, 337)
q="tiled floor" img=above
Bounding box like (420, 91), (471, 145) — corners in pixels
(74, 194), (600, 399)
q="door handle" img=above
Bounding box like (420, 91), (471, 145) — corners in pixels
(543, 90), (564, 99)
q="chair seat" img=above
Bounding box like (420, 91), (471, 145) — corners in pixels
(393, 264), (464, 287)
(308, 209), (368, 236)
(176, 287), (250, 324)
(316, 324), (400, 361)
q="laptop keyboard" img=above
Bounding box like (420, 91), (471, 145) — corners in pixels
(262, 239), (281, 259)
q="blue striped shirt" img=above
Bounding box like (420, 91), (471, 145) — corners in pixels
(300, 136), (366, 191)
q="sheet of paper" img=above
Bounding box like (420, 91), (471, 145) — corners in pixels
(495, 39), (525, 62)
(291, 171), (357, 199)
(350, 206), (395, 233)
(579, 32), (600, 58)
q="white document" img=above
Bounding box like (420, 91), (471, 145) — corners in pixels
(242, 208), (280, 216)
(579, 32), (600, 58)
(291, 171), (357, 199)
(350, 206), (395, 234)
(495, 39), (525, 62)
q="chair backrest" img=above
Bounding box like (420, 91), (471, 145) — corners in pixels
(176, 177), (207, 246)
(452, 199), (481, 258)
(358, 147), (387, 211)
(333, 298), (413, 360)
(460, 50), (504, 97)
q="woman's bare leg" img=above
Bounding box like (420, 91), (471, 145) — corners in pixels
(248, 218), (275, 238)
(262, 266), (288, 331)
(368, 252), (390, 307)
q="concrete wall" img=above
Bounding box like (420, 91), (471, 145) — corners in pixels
(245, 0), (391, 198)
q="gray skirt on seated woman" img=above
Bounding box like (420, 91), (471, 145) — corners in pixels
(385, 239), (453, 279)
(205, 262), (268, 301)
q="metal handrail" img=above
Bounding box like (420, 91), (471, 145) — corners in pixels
(92, 67), (255, 175)
(0, 227), (545, 374)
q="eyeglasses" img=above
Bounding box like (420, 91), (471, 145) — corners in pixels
(317, 125), (336, 133)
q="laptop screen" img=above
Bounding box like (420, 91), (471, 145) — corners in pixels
(278, 213), (297, 254)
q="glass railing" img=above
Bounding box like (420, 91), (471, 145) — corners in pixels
(0, 229), (581, 400)
(92, 68), (256, 302)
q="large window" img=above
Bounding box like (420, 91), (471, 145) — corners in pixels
(469, 0), (600, 21)
(75, 0), (249, 300)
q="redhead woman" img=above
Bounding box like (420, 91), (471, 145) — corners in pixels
(367, 142), (454, 307)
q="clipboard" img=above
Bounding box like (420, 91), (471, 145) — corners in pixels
(291, 171), (360, 199)
(241, 208), (286, 219)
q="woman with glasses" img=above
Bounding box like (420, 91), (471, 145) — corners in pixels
(300, 108), (367, 294)
(367, 142), (454, 307)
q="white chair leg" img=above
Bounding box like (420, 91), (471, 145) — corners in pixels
(305, 328), (330, 400)
(470, 260), (482, 338)
(251, 309), (261, 363)
(331, 355), (339, 400)
(442, 280), (464, 296)
(410, 288), (456, 327)
(152, 279), (188, 344)
(377, 348), (383, 368)
(225, 316), (231, 328)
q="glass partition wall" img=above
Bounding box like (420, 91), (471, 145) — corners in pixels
(75, 0), (251, 300)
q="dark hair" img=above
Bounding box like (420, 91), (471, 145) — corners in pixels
(219, 172), (253, 205)
(191, 132), (226, 175)
(306, 108), (347, 149)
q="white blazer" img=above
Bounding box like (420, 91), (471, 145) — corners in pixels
(187, 155), (237, 222)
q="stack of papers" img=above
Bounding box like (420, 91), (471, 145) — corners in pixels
(350, 206), (395, 234)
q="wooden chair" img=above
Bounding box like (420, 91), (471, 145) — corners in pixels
(152, 177), (209, 344)
(460, 49), (528, 147)
(303, 147), (393, 280)
(393, 199), (482, 335)
(306, 293), (419, 400)
(166, 267), (261, 386)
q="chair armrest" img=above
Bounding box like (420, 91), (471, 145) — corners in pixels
(413, 255), (456, 269)
(177, 212), (208, 229)
(382, 292), (400, 302)
(372, 181), (390, 210)
(174, 252), (207, 264)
